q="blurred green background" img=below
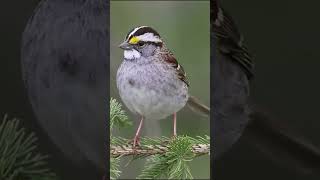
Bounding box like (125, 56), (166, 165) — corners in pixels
(110, 1), (210, 179)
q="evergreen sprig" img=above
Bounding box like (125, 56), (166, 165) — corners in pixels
(0, 115), (56, 180)
(138, 136), (196, 179)
(109, 98), (210, 179)
(110, 98), (132, 179)
(110, 97), (132, 130)
(110, 156), (121, 180)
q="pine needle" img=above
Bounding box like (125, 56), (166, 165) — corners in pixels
(137, 136), (208, 179)
(110, 98), (132, 130)
(0, 115), (56, 180)
(109, 98), (210, 179)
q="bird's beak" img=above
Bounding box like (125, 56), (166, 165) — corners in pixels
(118, 42), (132, 50)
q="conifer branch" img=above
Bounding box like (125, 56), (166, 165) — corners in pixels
(111, 140), (210, 157)
(0, 115), (56, 180)
(109, 98), (210, 179)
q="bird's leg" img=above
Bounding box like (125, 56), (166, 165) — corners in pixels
(133, 116), (144, 148)
(173, 112), (177, 137)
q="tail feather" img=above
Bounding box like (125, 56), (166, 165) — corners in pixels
(187, 96), (210, 117)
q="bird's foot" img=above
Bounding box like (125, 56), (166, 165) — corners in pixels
(133, 136), (141, 148)
(128, 136), (141, 151)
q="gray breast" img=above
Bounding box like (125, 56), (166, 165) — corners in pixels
(116, 58), (188, 120)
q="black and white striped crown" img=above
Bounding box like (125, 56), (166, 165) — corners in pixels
(125, 26), (162, 44)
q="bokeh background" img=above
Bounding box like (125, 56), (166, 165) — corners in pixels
(214, 0), (320, 179)
(110, 1), (210, 179)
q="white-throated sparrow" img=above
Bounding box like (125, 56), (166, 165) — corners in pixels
(116, 26), (208, 147)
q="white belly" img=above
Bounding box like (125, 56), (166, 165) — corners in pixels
(122, 85), (187, 120)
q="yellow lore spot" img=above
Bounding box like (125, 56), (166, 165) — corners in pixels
(129, 36), (139, 44)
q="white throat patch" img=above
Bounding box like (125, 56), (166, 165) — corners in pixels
(124, 49), (141, 60)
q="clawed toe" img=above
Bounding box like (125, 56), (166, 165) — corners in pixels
(128, 136), (141, 148)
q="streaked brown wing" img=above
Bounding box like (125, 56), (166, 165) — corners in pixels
(165, 53), (189, 87)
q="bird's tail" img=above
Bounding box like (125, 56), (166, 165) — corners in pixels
(186, 95), (210, 117)
(186, 95), (320, 173)
(244, 108), (320, 174)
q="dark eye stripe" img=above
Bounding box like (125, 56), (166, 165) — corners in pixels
(137, 41), (145, 46)
(136, 41), (162, 47)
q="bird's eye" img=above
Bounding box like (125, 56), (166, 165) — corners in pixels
(137, 41), (145, 47)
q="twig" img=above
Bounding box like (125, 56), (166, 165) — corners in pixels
(111, 144), (210, 157)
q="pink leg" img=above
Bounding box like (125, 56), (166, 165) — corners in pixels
(173, 112), (177, 136)
(133, 116), (144, 147)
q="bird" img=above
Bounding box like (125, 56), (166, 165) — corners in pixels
(211, 0), (253, 158)
(21, 0), (109, 178)
(212, 0), (320, 174)
(116, 26), (209, 147)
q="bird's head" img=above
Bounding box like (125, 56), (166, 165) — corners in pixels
(119, 26), (163, 60)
